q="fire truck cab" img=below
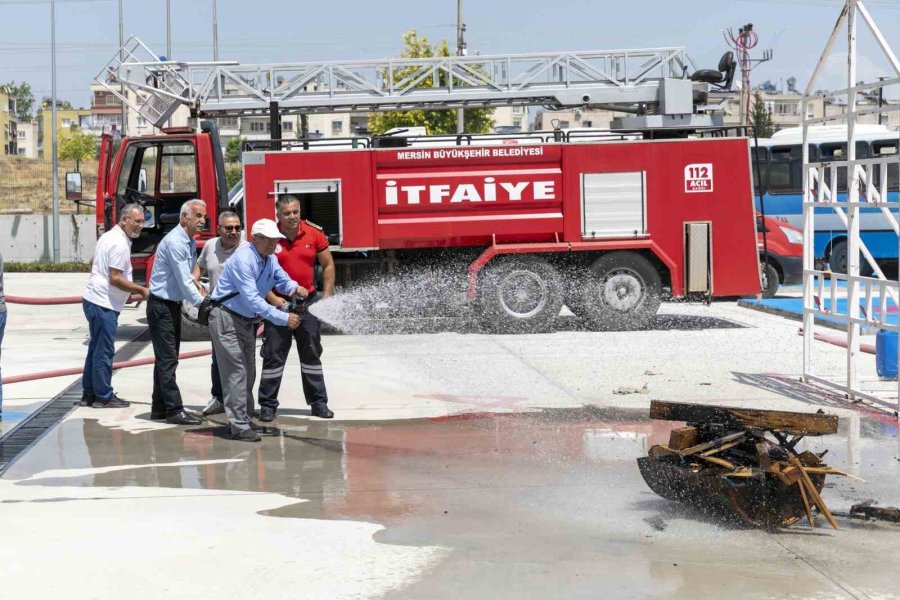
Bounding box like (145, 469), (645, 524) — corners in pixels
(96, 125), (761, 334)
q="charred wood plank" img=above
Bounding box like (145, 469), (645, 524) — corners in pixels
(650, 401), (838, 436)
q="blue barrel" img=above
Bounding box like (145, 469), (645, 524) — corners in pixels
(875, 329), (898, 378)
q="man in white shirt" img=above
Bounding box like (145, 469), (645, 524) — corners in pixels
(191, 211), (247, 416)
(81, 203), (150, 408)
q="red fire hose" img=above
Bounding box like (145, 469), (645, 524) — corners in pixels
(6, 296), (84, 305)
(2, 325), (262, 385)
(7, 294), (144, 305)
(1, 349), (213, 385)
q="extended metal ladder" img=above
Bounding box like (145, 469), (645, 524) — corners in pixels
(96, 37), (715, 129)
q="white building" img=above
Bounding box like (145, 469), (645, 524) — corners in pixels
(15, 120), (38, 158)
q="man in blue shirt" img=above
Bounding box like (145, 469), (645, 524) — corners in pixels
(209, 219), (303, 441)
(147, 199), (207, 425)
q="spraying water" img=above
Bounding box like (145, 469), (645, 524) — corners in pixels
(308, 265), (474, 335)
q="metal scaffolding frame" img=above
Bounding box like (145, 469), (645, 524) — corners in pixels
(95, 37), (708, 129)
(802, 0), (900, 416)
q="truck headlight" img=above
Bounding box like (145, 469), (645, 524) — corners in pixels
(779, 226), (803, 245)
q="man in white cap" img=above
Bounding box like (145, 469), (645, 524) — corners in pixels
(207, 219), (305, 441)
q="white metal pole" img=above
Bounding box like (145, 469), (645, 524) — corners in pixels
(456, 0), (464, 134)
(50, 0), (60, 263)
(212, 0), (219, 62)
(802, 94), (812, 381)
(118, 0), (127, 135)
(847, 0), (860, 398)
(166, 0), (171, 59)
(165, 0), (172, 129)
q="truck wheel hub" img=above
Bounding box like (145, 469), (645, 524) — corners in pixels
(601, 271), (644, 312)
(499, 270), (548, 318)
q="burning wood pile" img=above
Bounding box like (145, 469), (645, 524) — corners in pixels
(638, 401), (856, 529)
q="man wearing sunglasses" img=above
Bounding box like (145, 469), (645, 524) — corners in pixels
(192, 211), (247, 417)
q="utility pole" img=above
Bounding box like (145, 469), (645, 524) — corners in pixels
(878, 76), (886, 125)
(165, 0), (172, 129)
(724, 23), (772, 127)
(50, 0), (60, 263)
(118, 0), (127, 135)
(456, 0), (466, 134)
(212, 0), (219, 62)
(166, 0), (172, 59)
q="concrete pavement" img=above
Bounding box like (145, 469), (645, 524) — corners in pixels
(0, 273), (898, 599)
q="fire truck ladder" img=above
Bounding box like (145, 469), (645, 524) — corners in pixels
(96, 37), (716, 130)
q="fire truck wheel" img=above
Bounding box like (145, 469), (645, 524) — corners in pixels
(477, 256), (564, 333)
(579, 252), (661, 331)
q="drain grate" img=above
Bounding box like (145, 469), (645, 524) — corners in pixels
(0, 383), (82, 475)
(0, 327), (151, 476)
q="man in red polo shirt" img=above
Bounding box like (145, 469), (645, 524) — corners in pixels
(258, 195), (336, 420)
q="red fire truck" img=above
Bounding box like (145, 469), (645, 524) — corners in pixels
(92, 124), (761, 334)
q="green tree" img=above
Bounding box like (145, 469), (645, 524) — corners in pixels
(41, 96), (74, 110)
(225, 136), (245, 163)
(367, 30), (494, 135)
(2, 81), (35, 120)
(58, 127), (96, 170)
(749, 92), (775, 138)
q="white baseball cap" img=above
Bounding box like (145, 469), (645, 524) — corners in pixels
(250, 218), (285, 239)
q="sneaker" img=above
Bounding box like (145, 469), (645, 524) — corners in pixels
(79, 392), (96, 407)
(230, 428), (262, 442)
(201, 398), (225, 416)
(92, 394), (131, 409)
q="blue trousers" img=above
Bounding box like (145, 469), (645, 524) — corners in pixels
(82, 299), (119, 401)
(0, 310), (6, 413)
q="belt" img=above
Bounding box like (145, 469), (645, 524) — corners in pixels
(149, 294), (180, 306)
(220, 305), (261, 325)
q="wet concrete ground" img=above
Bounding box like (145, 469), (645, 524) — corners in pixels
(2, 274), (900, 598)
(2, 405), (899, 599)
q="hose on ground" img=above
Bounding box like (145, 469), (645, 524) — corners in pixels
(7, 294), (143, 305)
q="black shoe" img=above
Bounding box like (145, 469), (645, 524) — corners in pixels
(93, 394), (131, 409)
(258, 406), (276, 422)
(166, 411), (202, 425)
(310, 402), (334, 419)
(79, 392), (96, 407)
(230, 428), (262, 442)
(150, 411), (167, 421)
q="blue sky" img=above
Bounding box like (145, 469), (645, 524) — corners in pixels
(1, 0), (900, 110)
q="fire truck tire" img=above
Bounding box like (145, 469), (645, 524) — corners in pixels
(477, 256), (564, 333)
(577, 252), (661, 330)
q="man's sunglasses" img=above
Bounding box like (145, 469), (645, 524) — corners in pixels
(220, 225), (241, 232)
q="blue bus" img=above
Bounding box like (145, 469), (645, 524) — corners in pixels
(752, 124), (900, 272)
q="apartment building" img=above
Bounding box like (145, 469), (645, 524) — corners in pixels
(491, 105), (529, 132)
(531, 107), (624, 132)
(15, 120), (38, 158)
(1, 90), (17, 156)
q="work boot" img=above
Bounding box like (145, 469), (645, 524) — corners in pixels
(310, 402), (334, 419)
(201, 397), (225, 416)
(258, 406), (276, 422)
(93, 394), (131, 409)
(79, 392), (96, 407)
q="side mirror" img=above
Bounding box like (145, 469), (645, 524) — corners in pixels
(65, 172), (83, 201)
(138, 168), (148, 193)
